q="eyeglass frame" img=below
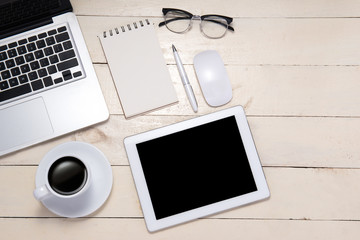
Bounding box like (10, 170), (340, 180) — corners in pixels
(158, 8), (235, 39)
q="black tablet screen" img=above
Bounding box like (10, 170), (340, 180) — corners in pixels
(136, 115), (257, 220)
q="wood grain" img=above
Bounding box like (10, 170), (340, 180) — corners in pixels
(94, 64), (360, 117)
(72, 0), (360, 18)
(3, 114), (360, 168)
(1, 166), (359, 221)
(1, 218), (360, 240)
(78, 16), (360, 66)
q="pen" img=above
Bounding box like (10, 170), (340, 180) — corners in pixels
(172, 44), (198, 112)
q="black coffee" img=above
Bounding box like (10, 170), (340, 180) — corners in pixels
(48, 156), (87, 195)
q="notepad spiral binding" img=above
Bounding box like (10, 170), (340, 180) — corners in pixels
(103, 19), (151, 38)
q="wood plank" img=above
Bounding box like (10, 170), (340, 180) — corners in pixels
(78, 16), (360, 65)
(95, 64), (360, 117)
(1, 218), (360, 239)
(72, 0), (360, 18)
(1, 166), (359, 221)
(0, 218), (360, 240)
(249, 117), (360, 168)
(225, 65), (360, 117)
(2, 114), (360, 168)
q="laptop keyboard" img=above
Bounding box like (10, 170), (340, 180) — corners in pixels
(0, 24), (83, 104)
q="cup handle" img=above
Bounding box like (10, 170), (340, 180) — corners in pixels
(33, 185), (51, 201)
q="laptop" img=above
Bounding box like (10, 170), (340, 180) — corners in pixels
(0, 0), (109, 156)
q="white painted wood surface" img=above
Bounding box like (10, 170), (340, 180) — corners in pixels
(1, 0), (360, 239)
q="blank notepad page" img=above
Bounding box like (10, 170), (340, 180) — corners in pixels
(99, 20), (178, 118)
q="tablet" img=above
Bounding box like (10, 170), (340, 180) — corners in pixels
(124, 106), (270, 232)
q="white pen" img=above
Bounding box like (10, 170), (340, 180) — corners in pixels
(172, 44), (198, 112)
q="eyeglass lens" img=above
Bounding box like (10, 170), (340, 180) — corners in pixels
(201, 16), (228, 38)
(164, 11), (192, 33)
(164, 10), (229, 38)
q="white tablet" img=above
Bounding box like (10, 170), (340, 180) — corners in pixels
(124, 106), (270, 232)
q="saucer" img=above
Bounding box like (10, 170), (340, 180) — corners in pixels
(35, 141), (113, 217)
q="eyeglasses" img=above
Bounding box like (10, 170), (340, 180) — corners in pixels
(158, 8), (234, 39)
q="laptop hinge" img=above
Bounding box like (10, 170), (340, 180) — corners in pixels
(0, 18), (53, 40)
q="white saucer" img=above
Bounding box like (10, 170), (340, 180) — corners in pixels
(35, 141), (113, 218)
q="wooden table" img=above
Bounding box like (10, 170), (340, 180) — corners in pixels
(1, 0), (360, 239)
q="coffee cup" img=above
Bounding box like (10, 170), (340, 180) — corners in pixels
(34, 155), (91, 201)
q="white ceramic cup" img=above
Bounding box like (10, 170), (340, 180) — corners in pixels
(34, 155), (91, 202)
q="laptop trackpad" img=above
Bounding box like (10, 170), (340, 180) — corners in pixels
(0, 98), (54, 152)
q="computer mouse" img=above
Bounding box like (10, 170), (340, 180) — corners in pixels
(193, 50), (232, 107)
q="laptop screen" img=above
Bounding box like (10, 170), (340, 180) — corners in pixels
(0, 0), (72, 39)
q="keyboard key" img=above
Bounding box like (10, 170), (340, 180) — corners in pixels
(53, 43), (63, 53)
(47, 65), (57, 74)
(0, 45), (7, 51)
(43, 76), (53, 87)
(57, 26), (67, 32)
(20, 64), (30, 73)
(38, 32), (47, 39)
(54, 77), (63, 84)
(36, 39), (46, 49)
(73, 71), (82, 78)
(5, 59), (15, 68)
(18, 39), (28, 45)
(40, 58), (50, 67)
(11, 67), (21, 76)
(9, 78), (19, 87)
(0, 83), (32, 102)
(26, 42), (36, 52)
(28, 36), (37, 42)
(0, 52), (7, 61)
(63, 40), (73, 50)
(44, 47), (54, 56)
(15, 56), (25, 65)
(8, 42), (17, 48)
(38, 68), (47, 78)
(59, 49), (75, 61)
(30, 61), (40, 70)
(34, 50), (44, 59)
(28, 71), (38, 81)
(57, 58), (78, 71)
(18, 75), (29, 84)
(55, 32), (70, 43)
(62, 70), (72, 80)
(1, 70), (11, 79)
(48, 29), (57, 36)
(31, 79), (44, 91)
(0, 80), (9, 90)
(0, 62), (5, 71)
(7, 49), (17, 58)
(49, 55), (59, 64)
(25, 53), (35, 62)
(46, 36), (56, 46)
(17, 46), (27, 55)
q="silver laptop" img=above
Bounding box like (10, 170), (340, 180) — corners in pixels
(0, 0), (109, 156)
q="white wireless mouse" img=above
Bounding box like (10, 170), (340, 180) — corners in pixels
(193, 50), (232, 107)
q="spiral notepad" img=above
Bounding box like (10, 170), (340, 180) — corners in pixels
(99, 19), (178, 118)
